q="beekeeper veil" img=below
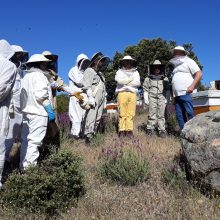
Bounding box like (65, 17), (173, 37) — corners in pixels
(78, 58), (90, 72)
(90, 52), (110, 72)
(11, 45), (29, 67)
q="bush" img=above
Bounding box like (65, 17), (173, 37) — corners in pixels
(90, 132), (105, 147)
(165, 112), (180, 136)
(98, 141), (150, 185)
(161, 155), (187, 191)
(0, 150), (85, 217)
(98, 113), (118, 134)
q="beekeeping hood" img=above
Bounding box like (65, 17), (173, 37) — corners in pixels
(11, 45), (29, 65)
(42, 51), (58, 73)
(0, 39), (15, 59)
(148, 60), (166, 80)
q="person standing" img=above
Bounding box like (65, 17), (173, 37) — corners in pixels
(115, 55), (140, 137)
(20, 54), (55, 170)
(68, 54), (90, 138)
(4, 45), (28, 164)
(169, 46), (202, 130)
(0, 39), (17, 187)
(81, 52), (110, 143)
(143, 60), (170, 138)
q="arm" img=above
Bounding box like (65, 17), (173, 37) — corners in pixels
(186, 70), (203, 93)
(33, 72), (50, 105)
(0, 61), (16, 103)
(115, 70), (132, 85)
(128, 71), (141, 87)
(143, 77), (149, 105)
(69, 67), (84, 86)
(81, 68), (95, 90)
(142, 77), (149, 92)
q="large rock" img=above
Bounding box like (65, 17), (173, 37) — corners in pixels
(181, 110), (220, 192)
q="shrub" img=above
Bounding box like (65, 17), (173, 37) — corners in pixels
(98, 140), (150, 185)
(165, 112), (180, 136)
(161, 155), (187, 191)
(90, 132), (105, 147)
(0, 150), (85, 217)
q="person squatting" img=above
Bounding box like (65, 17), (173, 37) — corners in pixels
(0, 39), (202, 188)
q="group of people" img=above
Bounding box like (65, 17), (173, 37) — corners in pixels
(0, 38), (202, 188)
(115, 46), (202, 139)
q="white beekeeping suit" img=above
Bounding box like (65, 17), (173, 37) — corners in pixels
(5, 45), (28, 163)
(0, 39), (17, 187)
(68, 53), (89, 137)
(20, 54), (55, 170)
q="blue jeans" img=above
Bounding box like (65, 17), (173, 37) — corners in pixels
(174, 94), (194, 130)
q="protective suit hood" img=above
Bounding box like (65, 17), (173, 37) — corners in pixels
(76, 54), (88, 66)
(0, 39), (15, 59)
(169, 56), (187, 67)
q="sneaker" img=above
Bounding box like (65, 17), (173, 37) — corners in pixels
(158, 131), (167, 138)
(146, 129), (153, 136)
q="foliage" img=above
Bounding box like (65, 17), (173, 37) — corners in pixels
(161, 154), (188, 191)
(98, 113), (118, 133)
(165, 104), (180, 136)
(56, 94), (69, 113)
(90, 132), (105, 147)
(98, 140), (150, 185)
(0, 150), (85, 217)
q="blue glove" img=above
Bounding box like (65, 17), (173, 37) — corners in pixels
(44, 104), (55, 122)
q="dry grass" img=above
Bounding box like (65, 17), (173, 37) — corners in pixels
(1, 113), (220, 220)
(59, 113), (220, 220)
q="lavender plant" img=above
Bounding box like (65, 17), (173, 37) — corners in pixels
(98, 139), (150, 185)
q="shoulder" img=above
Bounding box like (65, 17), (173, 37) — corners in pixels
(83, 67), (97, 78)
(143, 77), (149, 83)
(1, 59), (16, 71)
(186, 57), (199, 66)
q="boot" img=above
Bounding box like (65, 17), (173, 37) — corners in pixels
(126, 131), (134, 138)
(146, 129), (153, 136)
(158, 130), (167, 138)
(118, 131), (125, 137)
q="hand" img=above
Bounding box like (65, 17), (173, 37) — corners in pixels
(186, 85), (195, 93)
(88, 96), (95, 107)
(55, 76), (64, 87)
(73, 91), (84, 100)
(44, 104), (55, 122)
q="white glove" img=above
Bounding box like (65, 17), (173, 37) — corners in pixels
(144, 92), (149, 105)
(55, 76), (64, 87)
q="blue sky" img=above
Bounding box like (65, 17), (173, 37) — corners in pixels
(1, 0), (219, 86)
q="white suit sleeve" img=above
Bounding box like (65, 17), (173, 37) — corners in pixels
(0, 60), (16, 103)
(33, 73), (50, 105)
(115, 70), (131, 85)
(143, 77), (149, 105)
(128, 71), (141, 87)
(68, 67), (83, 85)
(143, 77), (149, 92)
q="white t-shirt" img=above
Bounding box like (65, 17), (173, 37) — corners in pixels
(170, 56), (200, 97)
